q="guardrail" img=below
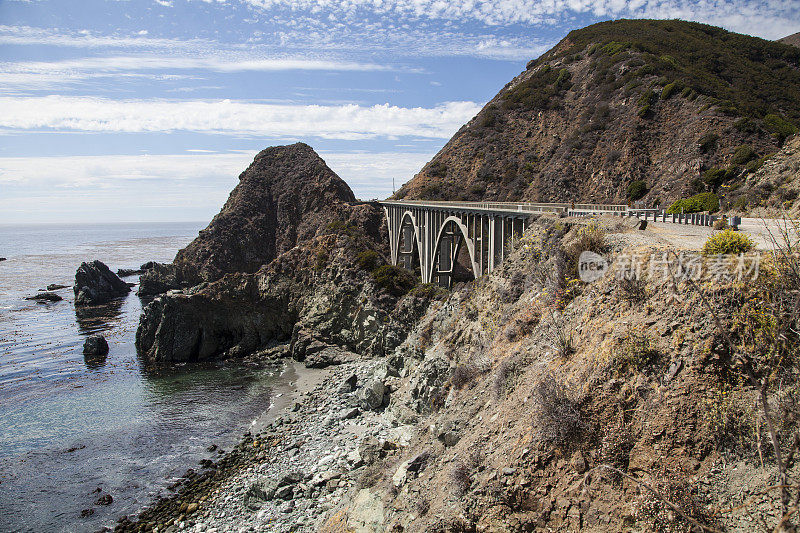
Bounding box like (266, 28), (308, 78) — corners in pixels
(624, 209), (741, 229)
(381, 200), (627, 215)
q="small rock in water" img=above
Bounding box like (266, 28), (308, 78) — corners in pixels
(0, 257), (6, 262)
(95, 494), (113, 505)
(46, 284), (69, 291)
(74, 260), (131, 305)
(83, 335), (109, 356)
(80, 508), (94, 518)
(25, 292), (63, 302)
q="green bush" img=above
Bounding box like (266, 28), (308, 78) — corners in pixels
(731, 145), (757, 165)
(764, 114), (798, 144)
(427, 160), (448, 178)
(701, 229), (755, 255)
(626, 179), (649, 200)
(667, 192), (720, 214)
(697, 133), (719, 153)
(503, 64), (571, 111)
(746, 154), (771, 174)
(372, 265), (417, 297)
(702, 167), (737, 189)
(661, 81), (682, 99)
(355, 250), (381, 271)
(409, 283), (449, 300)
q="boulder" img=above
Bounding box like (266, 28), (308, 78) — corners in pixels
(301, 343), (360, 369)
(244, 478), (279, 509)
(46, 284), (69, 291)
(117, 268), (142, 277)
(359, 379), (386, 411)
(74, 260), (130, 305)
(25, 292), (62, 302)
(0, 257), (6, 262)
(137, 263), (182, 297)
(83, 334), (109, 356)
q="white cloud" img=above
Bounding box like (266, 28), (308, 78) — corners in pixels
(0, 55), (396, 90)
(238, 0), (800, 40)
(0, 150), (435, 222)
(0, 96), (483, 139)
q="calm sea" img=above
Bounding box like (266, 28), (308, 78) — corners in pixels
(0, 223), (285, 532)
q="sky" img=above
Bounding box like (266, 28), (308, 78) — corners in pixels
(0, 0), (798, 224)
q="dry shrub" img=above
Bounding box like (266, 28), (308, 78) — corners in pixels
(531, 373), (584, 446)
(413, 497), (430, 516)
(616, 326), (660, 374)
(544, 308), (575, 358)
(493, 355), (521, 398)
(618, 275), (648, 303)
(451, 362), (480, 390)
(504, 308), (540, 341)
(449, 462), (472, 497)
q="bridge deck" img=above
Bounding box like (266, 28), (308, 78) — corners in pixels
(380, 200), (627, 217)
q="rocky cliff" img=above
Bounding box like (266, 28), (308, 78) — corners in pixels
(136, 144), (432, 366)
(394, 20), (800, 209)
(171, 142), (377, 285)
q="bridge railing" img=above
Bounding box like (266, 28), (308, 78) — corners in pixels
(381, 200), (627, 215)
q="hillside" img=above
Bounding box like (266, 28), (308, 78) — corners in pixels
(781, 32), (800, 48)
(394, 20), (800, 208)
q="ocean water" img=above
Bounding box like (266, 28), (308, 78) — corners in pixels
(0, 223), (286, 532)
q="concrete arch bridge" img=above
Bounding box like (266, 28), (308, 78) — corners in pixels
(381, 200), (625, 288)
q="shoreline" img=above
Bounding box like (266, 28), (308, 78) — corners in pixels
(114, 357), (403, 533)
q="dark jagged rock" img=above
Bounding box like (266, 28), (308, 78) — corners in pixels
(47, 284), (69, 291)
(135, 229), (425, 365)
(136, 263), (183, 297)
(117, 268), (141, 277)
(140, 261), (158, 271)
(0, 257), (6, 262)
(83, 334), (109, 356)
(73, 260), (131, 306)
(26, 292), (63, 302)
(172, 142), (378, 285)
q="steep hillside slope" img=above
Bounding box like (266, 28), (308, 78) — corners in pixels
(781, 32), (800, 48)
(395, 20), (800, 207)
(727, 133), (800, 216)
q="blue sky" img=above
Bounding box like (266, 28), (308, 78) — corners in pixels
(0, 0), (797, 223)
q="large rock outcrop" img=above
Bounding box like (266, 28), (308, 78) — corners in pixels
(136, 231), (426, 365)
(394, 20), (800, 208)
(135, 143), (430, 365)
(171, 142), (377, 285)
(74, 260), (131, 306)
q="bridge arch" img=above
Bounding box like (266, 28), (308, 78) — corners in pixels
(395, 210), (424, 274)
(428, 216), (480, 287)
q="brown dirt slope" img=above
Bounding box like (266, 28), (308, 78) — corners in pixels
(727, 133), (800, 216)
(326, 216), (800, 532)
(394, 20), (800, 209)
(780, 32), (800, 48)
